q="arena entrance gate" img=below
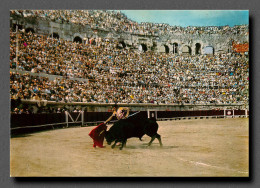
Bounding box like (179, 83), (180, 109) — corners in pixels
(65, 111), (84, 127)
(147, 109), (157, 119)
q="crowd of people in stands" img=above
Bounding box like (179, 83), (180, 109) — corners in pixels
(11, 10), (249, 36)
(10, 10), (249, 114)
(10, 32), (249, 109)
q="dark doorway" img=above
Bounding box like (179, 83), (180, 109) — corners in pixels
(164, 45), (169, 53)
(74, 36), (82, 43)
(195, 43), (201, 55)
(25, 28), (35, 33)
(12, 24), (23, 32)
(117, 41), (126, 49)
(139, 44), (148, 52)
(173, 43), (178, 54)
(50, 32), (59, 39)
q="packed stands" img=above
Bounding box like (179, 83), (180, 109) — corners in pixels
(10, 10), (249, 114)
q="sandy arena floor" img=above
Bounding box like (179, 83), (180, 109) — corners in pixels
(10, 118), (249, 177)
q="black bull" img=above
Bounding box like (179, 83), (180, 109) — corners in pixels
(104, 113), (163, 150)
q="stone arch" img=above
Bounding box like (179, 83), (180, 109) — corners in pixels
(164, 45), (169, 53)
(203, 46), (215, 55)
(173, 43), (179, 54)
(195, 43), (201, 55)
(12, 23), (23, 31)
(151, 42), (157, 51)
(117, 41), (126, 49)
(181, 45), (192, 55)
(74, 36), (82, 43)
(139, 44), (148, 52)
(50, 32), (59, 39)
(25, 27), (35, 33)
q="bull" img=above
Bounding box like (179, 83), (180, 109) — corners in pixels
(104, 113), (163, 150)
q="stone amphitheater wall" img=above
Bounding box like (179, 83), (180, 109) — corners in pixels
(10, 15), (248, 54)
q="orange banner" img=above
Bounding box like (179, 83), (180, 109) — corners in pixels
(232, 43), (249, 53)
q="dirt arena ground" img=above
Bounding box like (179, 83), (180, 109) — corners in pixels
(10, 118), (249, 177)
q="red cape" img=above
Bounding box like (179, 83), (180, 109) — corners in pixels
(88, 123), (107, 148)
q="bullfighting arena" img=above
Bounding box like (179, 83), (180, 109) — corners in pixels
(10, 118), (249, 177)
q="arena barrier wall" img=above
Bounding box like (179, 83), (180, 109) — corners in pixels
(13, 99), (248, 113)
(11, 109), (249, 135)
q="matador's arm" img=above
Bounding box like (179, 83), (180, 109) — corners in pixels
(104, 111), (116, 124)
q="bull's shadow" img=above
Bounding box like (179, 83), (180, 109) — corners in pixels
(110, 143), (178, 150)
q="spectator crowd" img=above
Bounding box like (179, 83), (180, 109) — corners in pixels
(10, 10), (249, 114)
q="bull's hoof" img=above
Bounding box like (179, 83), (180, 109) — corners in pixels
(111, 145), (115, 149)
(119, 147), (123, 150)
